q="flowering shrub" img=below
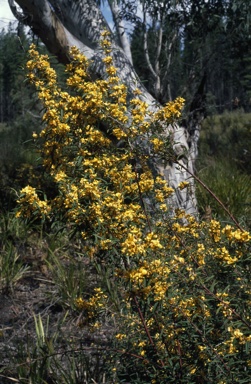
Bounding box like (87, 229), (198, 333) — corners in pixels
(16, 33), (251, 383)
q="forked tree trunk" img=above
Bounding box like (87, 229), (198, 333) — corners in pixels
(9, 0), (198, 215)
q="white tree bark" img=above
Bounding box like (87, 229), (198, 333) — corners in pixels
(142, 2), (161, 98)
(108, 0), (133, 65)
(8, 0), (198, 215)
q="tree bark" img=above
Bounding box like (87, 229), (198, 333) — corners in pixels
(108, 0), (133, 65)
(8, 0), (198, 215)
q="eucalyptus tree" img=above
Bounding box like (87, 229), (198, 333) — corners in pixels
(131, 0), (251, 110)
(7, 0), (214, 215)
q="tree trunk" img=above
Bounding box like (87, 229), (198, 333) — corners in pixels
(108, 0), (133, 65)
(8, 0), (198, 215)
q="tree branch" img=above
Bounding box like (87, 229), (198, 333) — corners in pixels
(108, 0), (133, 64)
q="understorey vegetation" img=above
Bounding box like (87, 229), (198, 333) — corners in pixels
(1, 33), (250, 384)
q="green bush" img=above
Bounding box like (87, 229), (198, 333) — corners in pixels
(199, 110), (251, 173)
(0, 119), (41, 210)
(11, 38), (251, 383)
(196, 158), (251, 227)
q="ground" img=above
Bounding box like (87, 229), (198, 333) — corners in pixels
(0, 232), (114, 383)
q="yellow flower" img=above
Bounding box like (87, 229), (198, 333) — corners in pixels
(223, 226), (251, 243)
(112, 127), (127, 139)
(101, 30), (110, 37)
(151, 137), (164, 151)
(102, 56), (113, 65)
(178, 181), (189, 190)
(209, 220), (221, 242)
(115, 333), (127, 340)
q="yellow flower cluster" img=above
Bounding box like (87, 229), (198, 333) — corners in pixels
(16, 33), (251, 381)
(16, 37), (181, 260)
(16, 185), (51, 218)
(124, 257), (170, 301)
(209, 219), (221, 242)
(222, 327), (251, 354)
(178, 181), (190, 190)
(223, 225), (251, 243)
(75, 288), (107, 321)
(115, 333), (127, 340)
(153, 97), (185, 122)
(150, 137), (164, 151)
